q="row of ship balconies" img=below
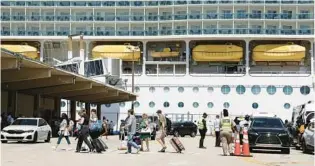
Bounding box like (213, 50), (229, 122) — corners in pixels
(1, 13), (313, 22)
(1, 0), (313, 7)
(1, 28), (313, 36)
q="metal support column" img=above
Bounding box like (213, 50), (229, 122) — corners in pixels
(97, 104), (101, 120)
(40, 41), (45, 62)
(85, 103), (91, 118)
(54, 97), (61, 118)
(8, 91), (17, 117)
(34, 94), (41, 117)
(245, 40), (250, 75)
(70, 101), (76, 120)
(185, 40), (190, 75)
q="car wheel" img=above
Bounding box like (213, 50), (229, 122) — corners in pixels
(174, 131), (179, 137)
(281, 148), (290, 154)
(45, 132), (51, 143)
(180, 134), (185, 137)
(249, 148), (253, 152)
(295, 146), (301, 150)
(1, 140), (7, 143)
(190, 131), (196, 138)
(32, 132), (38, 143)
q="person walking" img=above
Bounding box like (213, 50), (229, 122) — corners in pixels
(75, 110), (94, 153)
(53, 113), (71, 150)
(220, 109), (235, 156)
(139, 113), (150, 152)
(214, 115), (221, 147)
(156, 110), (167, 152)
(123, 109), (140, 154)
(198, 113), (208, 149)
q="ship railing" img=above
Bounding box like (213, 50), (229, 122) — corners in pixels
(249, 70), (311, 76)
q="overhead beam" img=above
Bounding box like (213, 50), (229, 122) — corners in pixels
(48, 86), (109, 98)
(93, 95), (136, 104)
(87, 94), (131, 104)
(1, 68), (51, 83)
(67, 91), (119, 101)
(2, 75), (75, 91)
(22, 82), (92, 95)
(1, 57), (19, 70)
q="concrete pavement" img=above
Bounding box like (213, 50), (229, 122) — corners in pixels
(1, 136), (314, 166)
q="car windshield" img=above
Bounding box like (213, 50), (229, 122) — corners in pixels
(11, 119), (37, 126)
(252, 118), (284, 128)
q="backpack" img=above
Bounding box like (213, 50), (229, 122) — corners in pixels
(90, 120), (103, 132)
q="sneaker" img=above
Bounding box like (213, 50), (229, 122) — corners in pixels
(136, 148), (140, 154)
(158, 147), (166, 153)
(52, 146), (57, 150)
(199, 146), (207, 149)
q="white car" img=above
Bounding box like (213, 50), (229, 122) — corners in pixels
(301, 119), (315, 153)
(1, 118), (52, 143)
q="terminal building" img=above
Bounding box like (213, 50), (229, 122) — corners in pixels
(1, 0), (314, 123)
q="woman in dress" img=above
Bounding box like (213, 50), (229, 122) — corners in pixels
(140, 113), (150, 152)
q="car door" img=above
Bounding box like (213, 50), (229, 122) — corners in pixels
(307, 122), (314, 147)
(183, 122), (192, 135)
(37, 119), (46, 140)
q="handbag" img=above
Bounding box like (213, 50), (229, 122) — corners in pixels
(140, 127), (151, 134)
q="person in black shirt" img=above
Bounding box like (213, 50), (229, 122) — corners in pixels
(198, 113), (208, 149)
(75, 109), (94, 153)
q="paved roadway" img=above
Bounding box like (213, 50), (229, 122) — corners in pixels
(1, 136), (314, 166)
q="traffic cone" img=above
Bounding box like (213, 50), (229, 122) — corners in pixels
(242, 128), (253, 157)
(234, 132), (241, 156)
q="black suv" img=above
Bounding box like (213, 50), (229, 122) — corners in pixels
(248, 117), (291, 154)
(168, 121), (197, 137)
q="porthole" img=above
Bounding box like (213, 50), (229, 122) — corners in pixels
(223, 102), (230, 108)
(135, 86), (140, 92)
(207, 102), (214, 108)
(91, 104), (97, 107)
(267, 85), (277, 95)
(284, 103), (291, 109)
(163, 102), (170, 108)
(119, 102), (125, 107)
(192, 102), (199, 108)
(61, 101), (66, 107)
(283, 86), (293, 95)
(164, 87), (170, 92)
(236, 85), (246, 95)
(207, 87), (214, 93)
(252, 102), (259, 109)
(193, 87), (199, 93)
(300, 86), (310, 95)
(105, 104), (111, 108)
(251, 85), (261, 95)
(178, 102), (184, 108)
(149, 87), (155, 93)
(178, 87), (184, 93)
(221, 85), (231, 95)
(149, 101), (155, 108)
(133, 101), (140, 108)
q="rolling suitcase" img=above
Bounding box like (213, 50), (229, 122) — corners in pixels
(90, 138), (106, 153)
(98, 138), (109, 150)
(170, 137), (185, 153)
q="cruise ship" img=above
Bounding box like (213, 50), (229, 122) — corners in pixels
(1, 0), (314, 123)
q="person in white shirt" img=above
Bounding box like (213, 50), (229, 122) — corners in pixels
(214, 115), (221, 147)
(53, 113), (71, 150)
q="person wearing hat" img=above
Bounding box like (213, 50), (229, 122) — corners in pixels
(197, 113), (208, 149)
(156, 110), (167, 152)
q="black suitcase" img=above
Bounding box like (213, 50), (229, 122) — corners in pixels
(91, 138), (106, 153)
(98, 138), (109, 150)
(170, 137), (185, 153)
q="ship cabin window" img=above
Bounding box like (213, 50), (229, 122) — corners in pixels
(252, 102), (259, 109)
(207, 87), (214, 93)
(283, 86), (293, 95)
(221, 85), (231, 95)
(193, 102), (199, 108)
(135, 86), (140, 92)
(133, 101), (140, 108)
(251, 85), (261, 95)
(223, 102), (230, 109)
(207, 102), (214, 108)
(178, 87), (185, 93)
(236, 85), (246, 95)
(178, 102), (184, 108)
(105, 104), (111, 108)
(149, 87), (156, 93)
(284, 103), (291, 109)
(300, 86), (310, 95)
(84, 60), (104, 77)
(267, 85), (277, 95)
(164, 87), (170, 92)
(61, 101), (66, 107)
(149, 101), (155, 108)
(193, 87), (199, 93)
(164, 102), (170, 108)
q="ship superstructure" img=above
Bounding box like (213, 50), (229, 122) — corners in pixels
(1, 0), (314, 121)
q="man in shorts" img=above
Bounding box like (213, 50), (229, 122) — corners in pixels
(156, 110), (167, 152)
